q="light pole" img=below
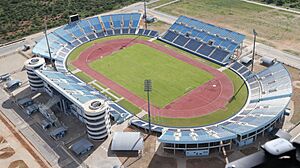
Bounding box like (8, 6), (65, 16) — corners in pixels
(251, 29), (258, 72)
(44, 18), (54, 68)
(144, 79), (152, 133)
(143, 0), (148, 30)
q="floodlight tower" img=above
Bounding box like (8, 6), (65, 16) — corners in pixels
(251, 29), (258, 72)
(144, 79), (152, 133)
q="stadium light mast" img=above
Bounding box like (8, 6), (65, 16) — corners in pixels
(44, 18), (54, 68)
(251, 29), (258, 72)
(144, 79), (152, 133)
(143, 0), (148, 30)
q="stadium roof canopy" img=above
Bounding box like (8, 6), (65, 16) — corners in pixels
(35, 69), (133, 123)
(111, 132), (143, 151)
(35, 69), (106, 106)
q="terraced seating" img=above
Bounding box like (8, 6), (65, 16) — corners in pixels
(160, 16), (245, 65)
(33, 13), (156, 72)
(130, 63), (292, 149)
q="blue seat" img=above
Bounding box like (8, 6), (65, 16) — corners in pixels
(101, 15), (112, 29)
(114, 29), (121, 35)
(210, 48), (229, 62)
(163, 31), (178, 42)
(137, 29), (144, 35)
(131, 13), (141, 28)
(196, 44), (214, 56)
(77, 20), (94, 34)
(129, 28), (136, 34)
(185, 39), (202, 51)
(111, 14), (122, 28)
(173, 34), (189, 46)
(122, 28), (129, 34)
(87, 17), (103, 31)
(123, 14), (131, 28)
(149, 31), (158, 37)
(143, 29), (150, 36)
(87, 34), (96, 40)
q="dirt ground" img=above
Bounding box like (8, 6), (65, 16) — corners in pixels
(0, 147), (15, 159)
(0, 112), (43, 168)
(187, 157), (225, 168)
(8, 160), (29, 168)
(117, 127), (177, 168)
(285, 65), (300, 124)
(147, 21), (171, 35)
(8, 160), (28, 168)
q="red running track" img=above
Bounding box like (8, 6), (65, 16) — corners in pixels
(73, 38), (234, 118)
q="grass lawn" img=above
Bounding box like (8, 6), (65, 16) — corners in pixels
(118, 99), (141, 115)
(89, 43), (213, 108)
(143, 69), (248, 127)
(67, 35), (151, 68)
(74, 71), (93, 83)
(157, 0), (300, 56)
(148, 0), (175, 8)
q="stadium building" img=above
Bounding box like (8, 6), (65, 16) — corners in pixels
(28, 12), (292, 156)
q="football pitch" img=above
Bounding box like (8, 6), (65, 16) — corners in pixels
(89, 43), (213, 108)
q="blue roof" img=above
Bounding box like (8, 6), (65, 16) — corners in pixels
(159, 127), (236, 144)
(176, 16), (245, 43)
(36, 70), (106, 105)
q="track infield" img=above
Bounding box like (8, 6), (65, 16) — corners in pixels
(72, 38), (237, 120)
(89, 43), (213, 108)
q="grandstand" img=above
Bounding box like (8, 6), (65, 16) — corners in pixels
(30, 12), (292, 156)
(32, 13), (159, 72)
(159, 16), (245, 65)
(131, 62), (291, 154)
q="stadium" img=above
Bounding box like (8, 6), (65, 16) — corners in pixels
(27, 12), (292, 157)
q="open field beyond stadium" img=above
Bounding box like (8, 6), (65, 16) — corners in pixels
(157, 0), (300, 56)
(72, 38), (236, 119)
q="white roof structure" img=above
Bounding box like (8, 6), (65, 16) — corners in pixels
(240, 56), (252, 64)
(111, 132), (143, 151)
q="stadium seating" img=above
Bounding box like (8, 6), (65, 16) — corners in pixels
(130, 62), (291, 148)
(32, 13), (292, 152)
(33, 13), (162, 72)
(160, 16), (245, 65)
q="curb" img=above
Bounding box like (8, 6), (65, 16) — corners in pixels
(0, 38), (26, 48)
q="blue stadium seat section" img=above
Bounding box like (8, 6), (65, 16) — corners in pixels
(77, 20), (94, 34)
(101, 15), (112, 29)
(112, 14), (123, 28)
(131, 13), (141, 28)
(123, 14), (131, 28)
(33, 13), (159, 72)
(160, 15), (246, 65)
(53, 27), (76, 44)
(86, 16), (103, 32)
(128, 63), (292, 149)
(173, 35), (189, 46)
(185, 39), (202, 51)
(63, 23), (85, 38)
(163, 30), (178, 42)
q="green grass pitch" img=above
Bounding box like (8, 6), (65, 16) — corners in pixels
(89, 43), (213, 108)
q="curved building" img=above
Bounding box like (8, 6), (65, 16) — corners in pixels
(24, 57), (46, 91)
(83, 99), (111, 140)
